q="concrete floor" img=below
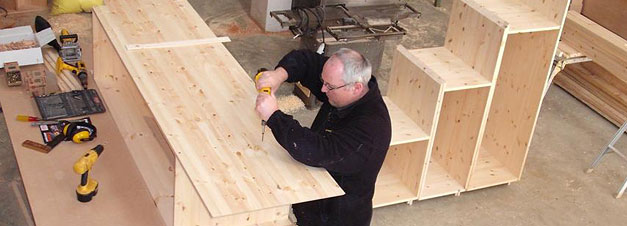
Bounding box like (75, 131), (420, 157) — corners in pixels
(1, 0), (626, 225)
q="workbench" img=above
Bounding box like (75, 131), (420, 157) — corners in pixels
(1, 0), (344, 225)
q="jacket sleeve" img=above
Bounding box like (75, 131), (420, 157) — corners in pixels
(276, 49), (328, 102)
(266, 110), (375, 175)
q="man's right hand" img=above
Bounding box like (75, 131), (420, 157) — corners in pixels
(256, 67), (288, 93)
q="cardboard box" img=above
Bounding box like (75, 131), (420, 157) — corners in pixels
(0, 26), (53, 68)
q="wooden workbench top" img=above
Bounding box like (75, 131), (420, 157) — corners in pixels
(93, 0), (343, 218)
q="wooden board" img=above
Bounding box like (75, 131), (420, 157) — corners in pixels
(431, 87), (490, 186)
(93, 0), (343, 218)
(387, 45), (444, 137)
(0, 65), (166, 226)
(419, 160), (464, 200)
(481, 30), (560, 180)
(472, 0), (564, 33)
(93, 16), (175, 225)
(467, 147), (518, 190)
(383, 97), (429, 146)
(374, 141), (429, 207)
(174, 160), (294, 226)
(408, 47), (492, 91)
(445, 0), (508, 81)
(555, 62), (627, 127)
(561, 11), (627, 84)
(581, 0), (627, 40)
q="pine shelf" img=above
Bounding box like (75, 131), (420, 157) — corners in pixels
(467, 148), (518, 191)
(473, 0), (562, 33)
(419, 161), (465, 200)
(373, 165), (419, 208)
(384, 97), (430, 146)
(408, 47), (492, 92)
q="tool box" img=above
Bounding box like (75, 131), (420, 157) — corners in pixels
(34, 89), (106, 120)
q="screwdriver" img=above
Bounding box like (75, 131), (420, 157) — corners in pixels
(16, 115), (41, 122)
(254, 68), (270, 142)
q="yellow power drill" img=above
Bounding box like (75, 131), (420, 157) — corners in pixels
(73, 145), (104, 202)
(254, 68), (271, 141)
(57, 29), (88, 89)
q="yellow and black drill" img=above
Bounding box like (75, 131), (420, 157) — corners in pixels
(57, 29), (89, 89)
(73, 145), (104, 202)
(254, 68), (271, 141)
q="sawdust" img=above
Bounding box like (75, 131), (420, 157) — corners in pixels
(277, 95), (306, 114)
(46, 13), (92, 43)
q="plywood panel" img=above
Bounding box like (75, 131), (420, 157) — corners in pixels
(93, 0), (343, 218)
(93, 16), (175, 225)
(445, 0), (508, 81)
(482, 30), (560, 178)
(431, 87), (490, 185)
(387, 45), (445, 137)
(561, 11), (627, 84)
(581, 0), (627, 40)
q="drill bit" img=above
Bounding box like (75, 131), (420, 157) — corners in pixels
(261, 120), (266, 141)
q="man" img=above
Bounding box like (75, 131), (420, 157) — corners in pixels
(255, 48), (392, 226)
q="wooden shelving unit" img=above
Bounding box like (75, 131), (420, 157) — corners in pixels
(375, 0), (569, 207)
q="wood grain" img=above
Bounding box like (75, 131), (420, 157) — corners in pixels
(446, 0), (508, 81)
(93, 0), (343, 219)
(561, 11), (627, 84)
(480, 30), (560, 180)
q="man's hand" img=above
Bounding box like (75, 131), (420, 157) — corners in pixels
(255, 93), (279, 121)
(256, 67), (288, 93)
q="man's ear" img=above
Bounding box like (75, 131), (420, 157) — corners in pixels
(353, 82), (364, 94)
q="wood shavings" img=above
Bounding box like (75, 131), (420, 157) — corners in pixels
(47, 13), (93, 43)
(0, 40), (37, 52)
(277, 95), (305, 114)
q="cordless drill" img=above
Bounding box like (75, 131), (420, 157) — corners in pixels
(73, 145), (104, 202)
(254, 68), (271, 141)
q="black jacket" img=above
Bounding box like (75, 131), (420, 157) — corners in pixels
(267, 49), (392, 226)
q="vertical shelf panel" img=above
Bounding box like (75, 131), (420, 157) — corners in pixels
(472, 30), (561, 190)
(422, 87), (490, 199)
(387, 46), (445, 138)
(445, 0), (509, 82)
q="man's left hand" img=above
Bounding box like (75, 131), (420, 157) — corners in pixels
(255, 93), (278, 121)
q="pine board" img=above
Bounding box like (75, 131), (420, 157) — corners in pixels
(561, 11), (627, 84)
(93, 0), (342, 218)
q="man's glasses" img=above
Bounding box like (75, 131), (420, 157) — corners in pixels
(321, 77), (353, 91)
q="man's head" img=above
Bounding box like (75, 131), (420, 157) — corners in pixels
(321, 48), (372, 108)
